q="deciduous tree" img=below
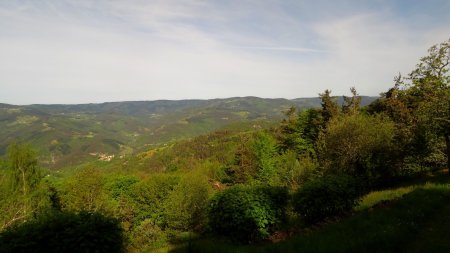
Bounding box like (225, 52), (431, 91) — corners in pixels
(0, 143), (42, 229)
(406, 39), (450, 169)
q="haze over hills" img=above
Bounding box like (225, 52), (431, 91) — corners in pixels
(0, 96), (376, 169)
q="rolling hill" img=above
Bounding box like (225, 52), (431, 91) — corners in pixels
(0, 96), (376, 169)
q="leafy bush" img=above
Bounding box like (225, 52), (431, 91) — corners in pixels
(106, 175), (139, 199)
(251, 132), (278, 184)
(293, 175), (360, 224)
(127, 174), (179, 227)
(0, 211), (124, 253)
(60, 167), (110, 213)
(317, 114), (395, 180)
(128, 219), (166, 252)
(208, 185), (288, 242)
(276, 151), (319, 190)
(162, 174), (211, 231)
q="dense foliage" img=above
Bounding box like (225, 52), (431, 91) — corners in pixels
(293, 175), (361, 224)
(208, 185), (288, 242)
(0, 211), (124, 253)
(179, 182), (450, 253)
(317, 114), (396, 180)
(0, 143), (52, 231)
(368, 39), (449, 171)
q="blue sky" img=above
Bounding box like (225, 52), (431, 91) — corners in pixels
(0, 0), (449, 104)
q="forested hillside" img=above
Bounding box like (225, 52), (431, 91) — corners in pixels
(0, 40), (448, 253)
(0, 96), (376, 169)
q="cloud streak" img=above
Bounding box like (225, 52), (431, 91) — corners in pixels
(0, 0), (449, 104)
(232, 46), (328, 53)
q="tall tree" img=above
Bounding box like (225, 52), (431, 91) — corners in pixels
(278, 107), (321, 156)
(1, 142), (41, 230)
(342, 87), (361, 115)
(406, 39), (450, 169)
(319, 89), (340, 124)
(7, 143), (40, 214)
(252, 132), (278, 184)
(370, 39), (450, 169)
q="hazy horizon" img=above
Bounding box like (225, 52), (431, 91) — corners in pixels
(2, 94), (382, 106)
(1, 0), (449, 104)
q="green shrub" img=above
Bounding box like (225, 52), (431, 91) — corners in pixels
(276, 151), (318, 190)
(127, 174), (179, 227)
(252, 132), (278, 184)
(128, 219), (166, 252)
(60, 167), (110, 213)
(293, 175), (360, 224)
(208, 185), (288, 243)
(162, 174), (211, 231)
(106, 175), (139, 199)
(0, 211), (124, 253)
(317, 114), (395, 180)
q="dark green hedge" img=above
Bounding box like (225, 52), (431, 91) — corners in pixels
(0, 211), (124, 253)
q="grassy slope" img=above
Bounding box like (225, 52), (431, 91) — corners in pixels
(171, 174), (450, 253)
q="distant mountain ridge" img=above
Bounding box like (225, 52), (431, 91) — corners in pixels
(0, 96), (377, 168)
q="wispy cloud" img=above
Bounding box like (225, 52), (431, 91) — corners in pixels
(232, 46), (327, 53)
(0, 0), (449, 104)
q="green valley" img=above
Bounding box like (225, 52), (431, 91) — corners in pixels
(0, 97), (377, 169)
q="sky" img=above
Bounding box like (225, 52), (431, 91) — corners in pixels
(0, 0), (449, 105)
